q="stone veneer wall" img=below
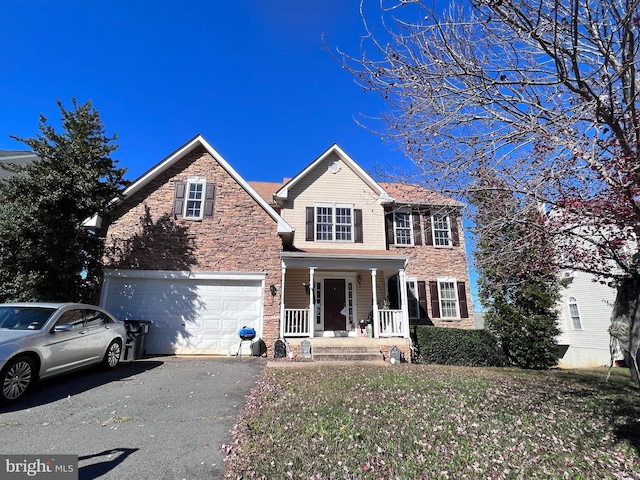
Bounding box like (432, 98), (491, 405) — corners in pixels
(389, 215), (474, 329)
(103, 146), (283, 351)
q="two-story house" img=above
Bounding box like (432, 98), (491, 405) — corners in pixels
(99, 135), (473, 360)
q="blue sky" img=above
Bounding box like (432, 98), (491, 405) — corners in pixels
(1, 0), (404, 181)
(0, 0), (480, 308)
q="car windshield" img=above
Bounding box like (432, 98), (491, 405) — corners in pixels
(0, 307), (57, 331)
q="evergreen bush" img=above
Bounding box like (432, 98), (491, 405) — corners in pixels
(413, 326), (508, 367)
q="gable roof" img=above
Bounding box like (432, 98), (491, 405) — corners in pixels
(273, 144), (388, 202)
(0, 151), (38, 181)
(122, 135), (293, 235)
(268, 143), (463, 208)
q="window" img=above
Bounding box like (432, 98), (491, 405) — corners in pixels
(54, 310), (86, 329)
(568, 296), (582, 330)
(315, 205), (353, 242)
(438, 280), (459, 318)
(84, 310), (111, 327)
(429, 280), (469, 319)
(394, 210), (413, 246)
(433, 214), (451, 246)
(185, 181), (205, 219)
(172, 179), (216, 220)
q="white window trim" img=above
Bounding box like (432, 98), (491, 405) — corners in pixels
(568, 296), (583, 330)
(314, 203), (354, 243)
(393, 208), (414, 246)
(184, 178), (207, 220)
(432, 213), (452, 247)
(437, 277), (460, 319)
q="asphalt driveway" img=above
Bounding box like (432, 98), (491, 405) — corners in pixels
(0, 356), (266, 479)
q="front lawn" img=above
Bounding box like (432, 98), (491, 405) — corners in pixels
(222, 364), (640, 479)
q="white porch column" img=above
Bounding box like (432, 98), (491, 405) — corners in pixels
(398, 268), (410, 338)
(308, 267), (316, 338)
(371, 268), (380, 338)
(279, 263), (286, 339)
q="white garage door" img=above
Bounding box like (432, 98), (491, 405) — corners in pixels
(101, 271), (264, 355)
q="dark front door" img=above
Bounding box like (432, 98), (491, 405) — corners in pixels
(324, 279), (346, 331)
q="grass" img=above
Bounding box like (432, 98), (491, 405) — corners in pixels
(222, 364), (640, 479)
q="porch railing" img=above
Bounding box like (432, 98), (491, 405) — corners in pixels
(283, 308), (310, 336)
(378, 309), (404, 337)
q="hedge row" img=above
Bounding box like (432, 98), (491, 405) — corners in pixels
(412, 325), (508, 367)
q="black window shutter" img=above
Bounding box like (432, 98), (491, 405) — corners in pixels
(388, 276), (399, 310)
(173, 182), (186, 218)
(418, 281), (428, 319)
(424, 211), (434, 246)
(451, 215), (460, 246)
(429, 281), (440, 318)
(203, 184), (216, 217)
(354, 209), (363, 243)
(385, 212), (394, 248)
(306, 207), (314, 241)
(412, 211), (422, 245)
(457, 282), (469, 318)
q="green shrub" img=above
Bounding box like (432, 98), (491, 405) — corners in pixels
(485, 311), (561, 370)
(413, 326), (508, 367)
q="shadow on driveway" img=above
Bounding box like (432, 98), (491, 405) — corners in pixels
(0, 360), (164, 413)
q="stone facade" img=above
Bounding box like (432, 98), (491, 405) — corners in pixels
(101, 138), (474, 359)
(103, 146), (284, 350)
(389, 215), (474, 329)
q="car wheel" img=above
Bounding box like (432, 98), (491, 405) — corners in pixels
(1, 356), (35, 404)
(102, 340), (122, 370)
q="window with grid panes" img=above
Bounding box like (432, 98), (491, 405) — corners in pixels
(394, 210), (413, 245)
(315, 205), (353, 242)
(185, 181), (205, 219)
(433, 214), (451, 246)
(438, 280), (458, 318)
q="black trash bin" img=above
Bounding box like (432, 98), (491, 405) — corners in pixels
(123, 320), (152, 361)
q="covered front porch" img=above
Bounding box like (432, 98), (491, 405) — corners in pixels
(279, 251), (410, 340)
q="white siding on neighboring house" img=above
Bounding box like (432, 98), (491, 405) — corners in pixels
(557, 272), (617, 368)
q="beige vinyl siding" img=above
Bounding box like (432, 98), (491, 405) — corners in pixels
(284, 268), (380, 324)
(280, 154), (386, 250)
(284, 269), (313, 309)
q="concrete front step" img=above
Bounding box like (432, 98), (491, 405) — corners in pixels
(284, 337), (411, 363)
(313, 352), (384, 362)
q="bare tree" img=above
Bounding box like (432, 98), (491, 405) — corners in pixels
(337, 0), (640, 381)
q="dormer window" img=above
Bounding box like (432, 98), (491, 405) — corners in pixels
(173, 179), (216, 220)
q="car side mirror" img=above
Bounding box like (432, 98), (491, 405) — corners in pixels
(53, 324), (74, 332)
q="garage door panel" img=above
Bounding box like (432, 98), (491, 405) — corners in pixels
(103, 275), (263, 355)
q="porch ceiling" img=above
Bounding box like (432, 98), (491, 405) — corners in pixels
(281, 249), (408, 270)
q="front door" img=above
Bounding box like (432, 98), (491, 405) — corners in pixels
(324, 279), (346, 331)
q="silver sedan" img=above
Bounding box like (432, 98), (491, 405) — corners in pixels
(0, 303), (127, 404)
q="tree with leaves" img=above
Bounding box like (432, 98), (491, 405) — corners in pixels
(338, 0), (640, 380)
(0, 99), (126, 302)
(473, 179), (562, 369)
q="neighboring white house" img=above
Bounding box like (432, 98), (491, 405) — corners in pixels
(556, 271), (618, 368)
